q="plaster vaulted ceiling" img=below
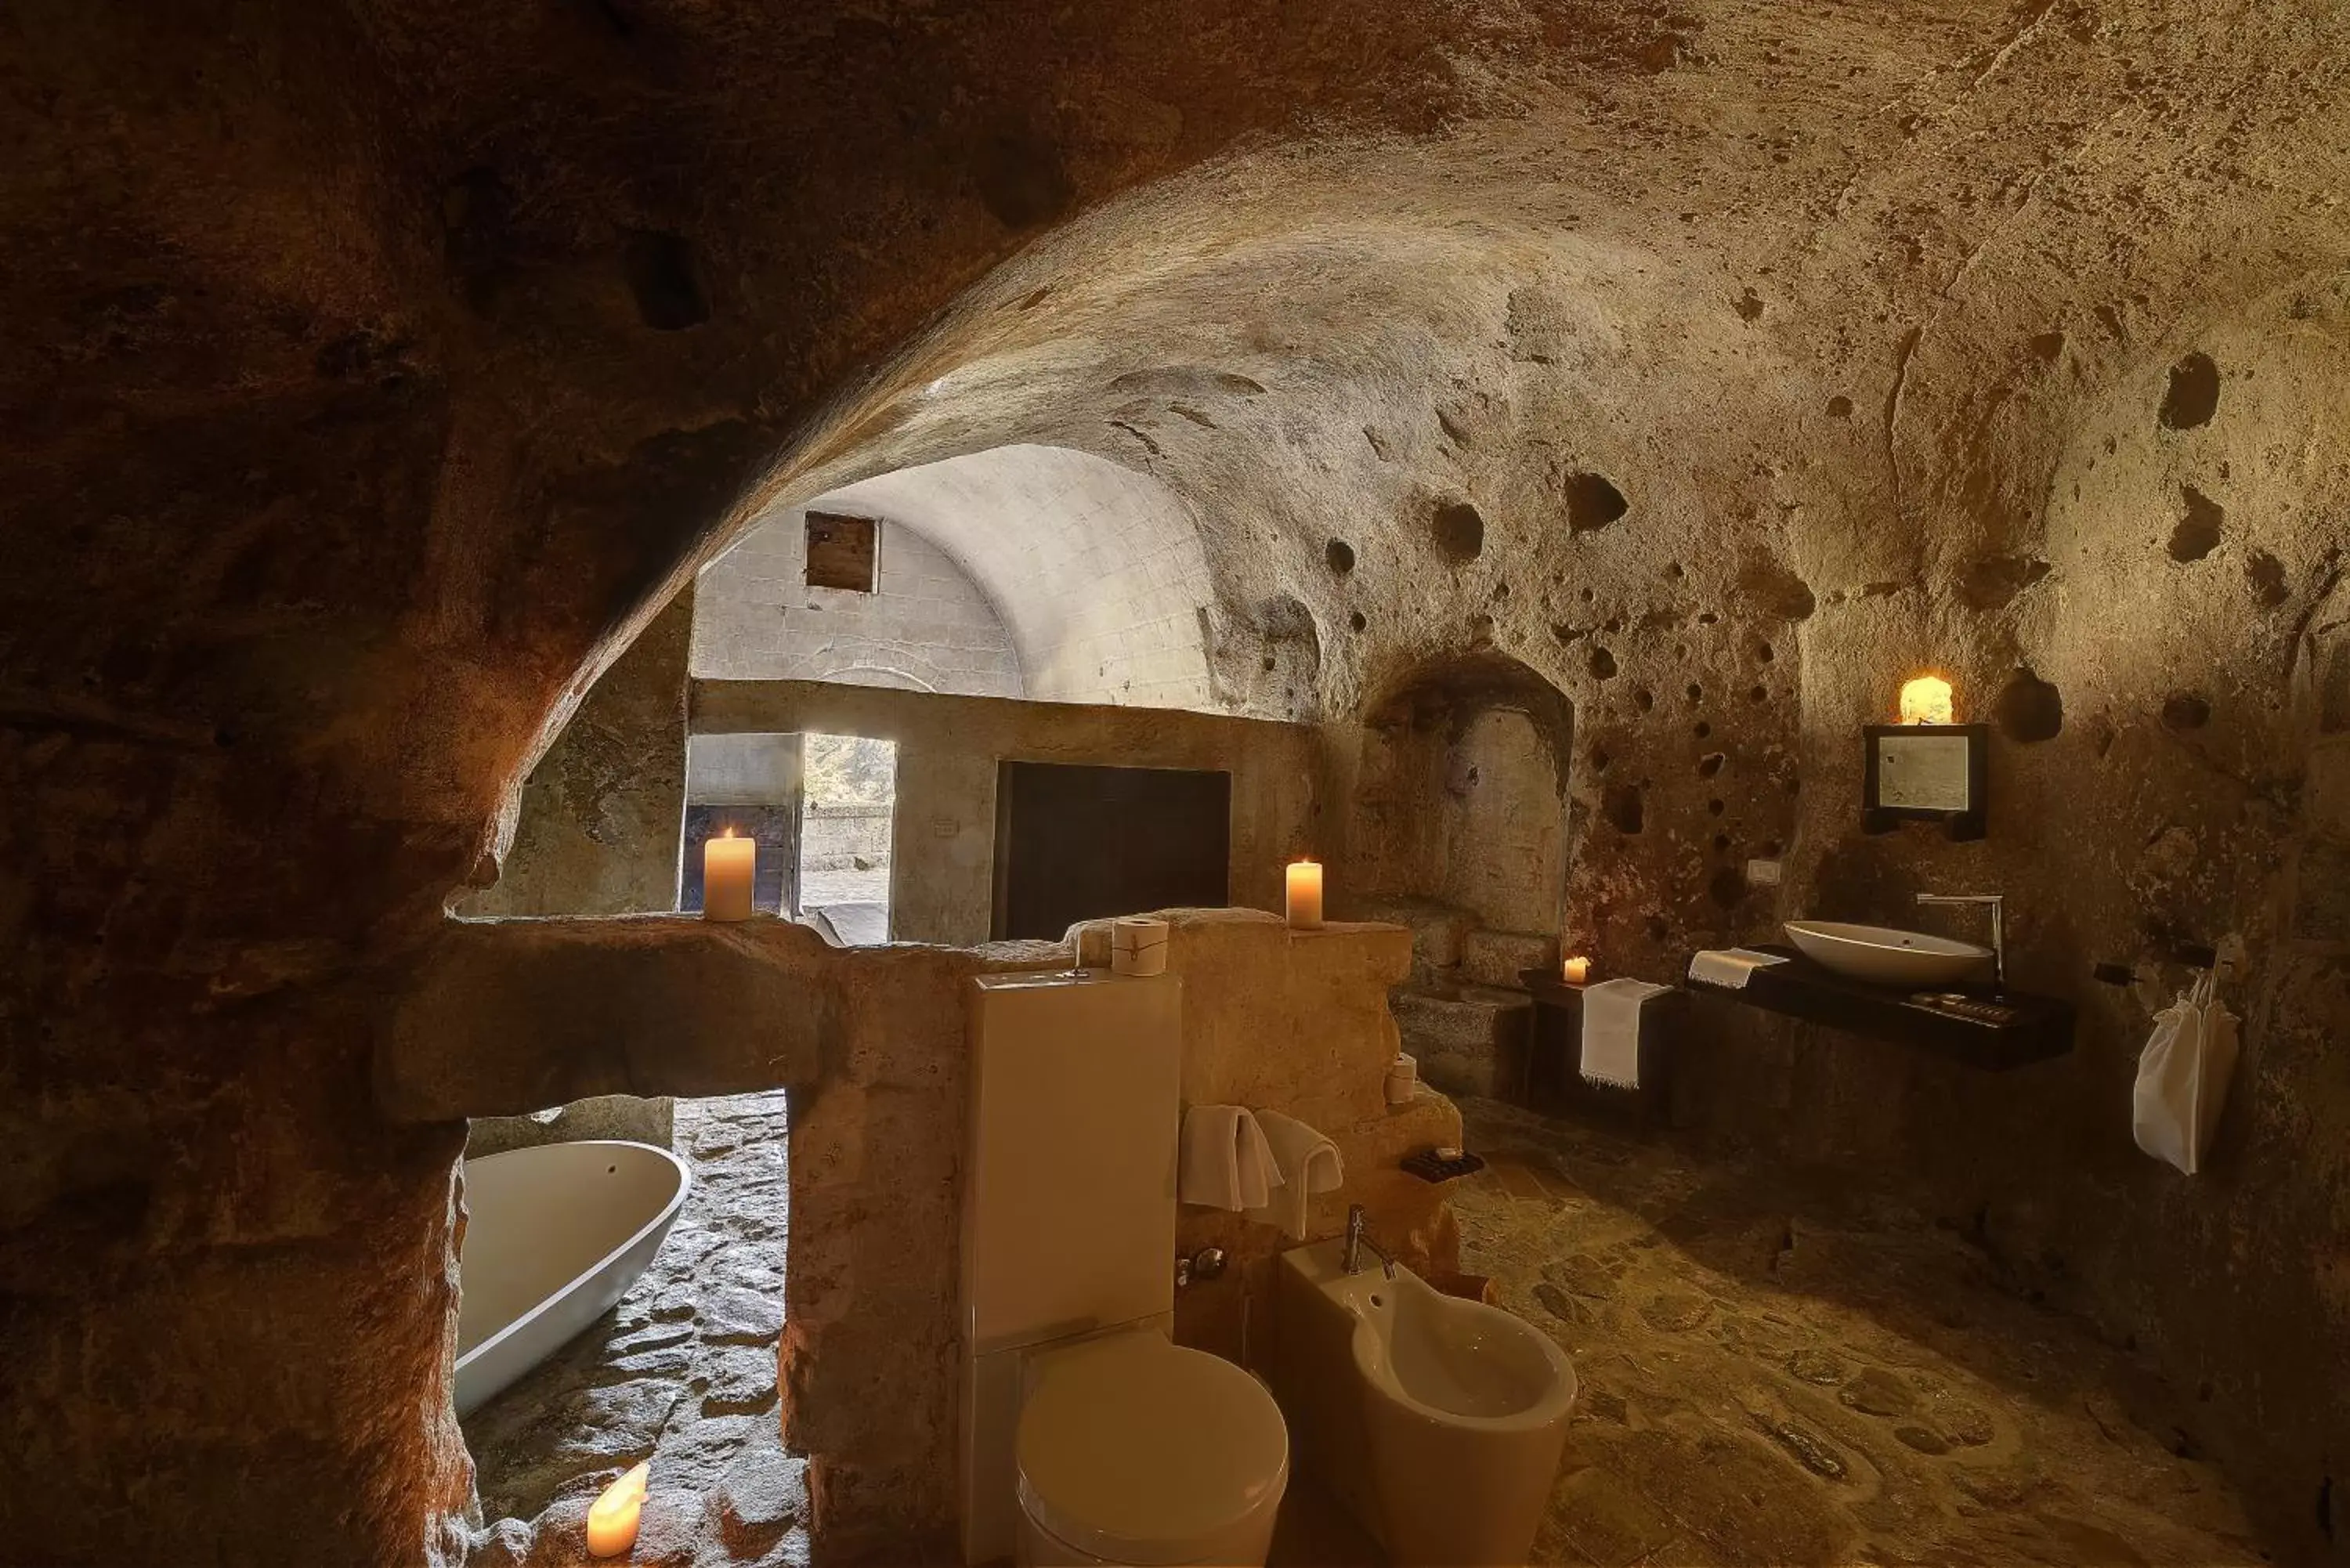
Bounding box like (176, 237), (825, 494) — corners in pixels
(799, 445), (1217, 708)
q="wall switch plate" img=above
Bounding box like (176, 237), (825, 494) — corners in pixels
(1745, 858), (1783, 887)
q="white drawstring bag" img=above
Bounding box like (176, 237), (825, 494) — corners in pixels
(2131, 969), (2239, 1175)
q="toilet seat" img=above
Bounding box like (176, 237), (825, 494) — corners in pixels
(1016, 1331), (1289, 1565)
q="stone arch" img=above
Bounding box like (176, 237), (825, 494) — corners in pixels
(1340, 651), (1575, 938)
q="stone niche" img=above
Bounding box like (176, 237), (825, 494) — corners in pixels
(384, 907), (1453, 1551)
(1340, 652), (1574, 951)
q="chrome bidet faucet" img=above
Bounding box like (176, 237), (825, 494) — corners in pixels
(1916, 891), (2005, 992)
(1343, 1204), (1397, 1279)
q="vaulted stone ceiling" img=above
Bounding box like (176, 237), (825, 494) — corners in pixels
(6, 1), (2350, 1562)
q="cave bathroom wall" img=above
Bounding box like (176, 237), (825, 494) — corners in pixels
(6, 2), (2350, 1563)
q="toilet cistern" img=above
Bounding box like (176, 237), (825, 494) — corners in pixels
(1343, 1205), (1397, 1280)
(1915, 891), (2005, 992)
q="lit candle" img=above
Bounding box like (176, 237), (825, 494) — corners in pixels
(1562, 956), (1591, 985)
(586, 1461), (649, 1559)
(703, 829), (755, 922)
(1285, 859), (1325, 930)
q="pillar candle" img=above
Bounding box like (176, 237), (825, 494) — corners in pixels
(586, 1461), (649, 1559)
(703, 829), (756, 922)
(1562, 955), (1591, 985)
(1285, 859), (1324, 930)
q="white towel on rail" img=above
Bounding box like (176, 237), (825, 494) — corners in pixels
(1180, 1104), (1282, 1210)
(1244, 1110), (1343, 1240)
(1582, 977), (1668, 1089)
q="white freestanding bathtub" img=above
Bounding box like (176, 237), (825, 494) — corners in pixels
(455, 1139), (692, 1416)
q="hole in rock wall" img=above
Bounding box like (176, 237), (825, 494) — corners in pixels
(1345, 653), (1574, 939)
(2246, 550), (2290, 608)
(622, 229), (710, 331)
(2170, 488), (2225, 562)
(2160, 351), (2222, 430)
(1737, 557), (1818, 622)
(2161, 692), (2213, 732)
(1431, 498), (1487, 562)
(1603, 782), (1645, 834)
(1993, 668), (2065, 742)
(1325, 538), (1356, 574)
(1563, 471), (1629, 533)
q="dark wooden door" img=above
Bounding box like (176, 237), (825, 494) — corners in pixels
(991, 761), (1232, 940)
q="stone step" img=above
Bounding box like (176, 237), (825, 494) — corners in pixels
(1339, 895), (1476, 970)
(1461, 927), (1556, 990)
(1391, 983), (1532, 1100)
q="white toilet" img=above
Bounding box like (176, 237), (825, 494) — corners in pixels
(962, 970), (1290, 1567)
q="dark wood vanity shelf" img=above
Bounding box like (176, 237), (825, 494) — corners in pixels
(1685, 944), (2073, 1069)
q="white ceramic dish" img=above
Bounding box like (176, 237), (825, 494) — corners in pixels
(1784, 919), (1994, 987)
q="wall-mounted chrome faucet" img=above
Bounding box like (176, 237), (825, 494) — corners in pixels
(1916, 891), (2005, 992)
(1343, 1204), (1398, 1279)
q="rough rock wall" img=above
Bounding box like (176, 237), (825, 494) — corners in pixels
(1676, 277), (2350, 1555)
(10, 0), (2350, 1559)
(0, 4), (1469, 1558)
(459, 591), (691, 919)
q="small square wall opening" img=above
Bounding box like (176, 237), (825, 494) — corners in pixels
(805, 511), (879, 592)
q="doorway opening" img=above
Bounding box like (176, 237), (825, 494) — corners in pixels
(798, 733), (897, 945)
(990, 760), (1231, 940)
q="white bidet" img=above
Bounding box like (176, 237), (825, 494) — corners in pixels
(1273, 1238), (1577, 1566)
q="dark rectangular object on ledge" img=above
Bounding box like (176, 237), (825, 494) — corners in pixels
(1401, 1149), (1488, 1183)
(1519, 970), (1687, 1134)
(1687, 944), (2073, 1069)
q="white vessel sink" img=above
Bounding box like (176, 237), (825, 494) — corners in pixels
(1784, 920), (1994, 987)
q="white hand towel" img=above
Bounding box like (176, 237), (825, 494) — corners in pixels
(1180, 1105), (1283, 1211)
(1582, 977), (1668, 1089)
(1245, 1110), (1344, 1240)
(1687, 948), (1791, 989)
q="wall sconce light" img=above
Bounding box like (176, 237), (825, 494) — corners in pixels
(1866, 673), (1987, 840)
(1898, 673), (1955, 725)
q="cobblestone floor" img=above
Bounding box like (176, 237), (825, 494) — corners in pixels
(464, 1093), (805, 1568)
(1451, 1097), (2266, 1568)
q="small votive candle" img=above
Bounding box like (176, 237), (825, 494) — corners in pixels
(586, 1461), (649, 1559)
(703, 829), (755, 922)
(1285, 859), (1325, 930)
(1562, 955), (1592, 985)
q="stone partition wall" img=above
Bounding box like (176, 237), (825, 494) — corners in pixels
(1067, 910), (1465, 1362)
(382, 909), (1441, 1547)
(459, 593), (694, 920)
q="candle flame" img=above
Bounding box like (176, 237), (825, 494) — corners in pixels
(719, 826), (738, 839)
(1899, 674), (1955, 725)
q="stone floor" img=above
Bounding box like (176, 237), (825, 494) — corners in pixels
(464, 1093), (806, 1568)
(1448, 1098), (2266, 1568)
(460, 1088), (2265, 1567)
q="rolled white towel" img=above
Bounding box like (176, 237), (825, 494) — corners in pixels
(1180, 1105), (1283, 1211)
(1245, 1110), (1344, 1240)
(1582, 976), (1669, 1089)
